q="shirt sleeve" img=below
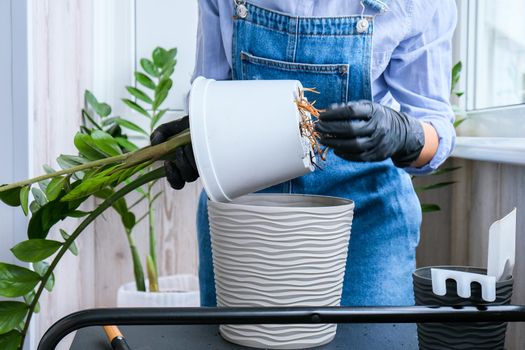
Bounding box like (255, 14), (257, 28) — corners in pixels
(383, 1), (457, 175)
(192, 0), (231, 81)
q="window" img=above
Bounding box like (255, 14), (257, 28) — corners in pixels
(454, 0), (525, 140)
(467, 0), (525, 110)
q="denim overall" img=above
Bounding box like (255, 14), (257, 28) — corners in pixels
(197, 0), (422, 307)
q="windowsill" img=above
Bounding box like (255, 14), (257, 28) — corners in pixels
(452, 137), (525, 166)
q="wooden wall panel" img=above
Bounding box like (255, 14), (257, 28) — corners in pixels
(414, 161), (454, 267)
(31, 1), (95, 348)
(449, 160), (525, 350)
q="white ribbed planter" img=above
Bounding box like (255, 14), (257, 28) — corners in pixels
(189, 77), (315, 203)
(116, 275), (200, 307)
(209, 194), (354, 349)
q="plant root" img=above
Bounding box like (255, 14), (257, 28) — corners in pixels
(295, 87), (329, 163)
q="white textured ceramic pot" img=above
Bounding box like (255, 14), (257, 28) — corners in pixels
(117, 275), (200, 307)
(189, 77), (315, 203)
(208, 194), (354, 349)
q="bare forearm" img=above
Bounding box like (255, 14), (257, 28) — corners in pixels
(411, 122), (439, 168)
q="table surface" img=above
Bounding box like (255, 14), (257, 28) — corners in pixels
(70, 323), (419, 349)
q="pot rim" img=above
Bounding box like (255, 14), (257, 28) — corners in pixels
(208, 193), (354, 210)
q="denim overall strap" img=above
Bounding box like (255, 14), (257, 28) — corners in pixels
(196, 1), (421, 308)
(362, 0), (390, 13)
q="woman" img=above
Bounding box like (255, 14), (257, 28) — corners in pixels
(151, 0), (457, 306)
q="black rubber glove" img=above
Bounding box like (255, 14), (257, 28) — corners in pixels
(150, 116), (199, 190)
(315, 101), (425, 167)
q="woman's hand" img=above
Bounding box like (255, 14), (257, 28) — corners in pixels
(150, 116), (199, 189)
(315, 101), (427, 168)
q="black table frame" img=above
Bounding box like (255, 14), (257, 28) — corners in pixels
(38, 305), (525, 350)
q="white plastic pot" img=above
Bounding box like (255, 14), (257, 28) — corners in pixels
(189, 77), (315, 203)
(208, 194), (354, 349)
(116, 275), (200, 307)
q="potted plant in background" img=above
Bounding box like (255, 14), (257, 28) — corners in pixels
(108, 47), (200, 307)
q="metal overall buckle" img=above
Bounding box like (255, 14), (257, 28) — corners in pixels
(234, 0), (248, 19)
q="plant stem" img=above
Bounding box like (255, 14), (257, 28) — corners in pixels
(18, 167), (166, 349)
(1, 131), (190, 193)
(147, 181), (158, 282)
(126, 229), (146, 292)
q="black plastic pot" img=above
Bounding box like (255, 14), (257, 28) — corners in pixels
(413, 266), (513, 350)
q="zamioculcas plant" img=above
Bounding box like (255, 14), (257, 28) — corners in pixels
(82, 46), (179, 293)
(0, 41), (326, 348)
(0, 47), (187, 350)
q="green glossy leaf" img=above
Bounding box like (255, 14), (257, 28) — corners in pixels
(0, 330), (22, 350)
(122, 211), (136, 231)
(11, 239), (63, 263)
(167, 48), (177, 60)
(31, 188), (48, 206)
(91, 130), (122, 157)
(140, 58), (159, 78)
(61, 173), (118, 202)
(43, 164), (56, 174)
(20, 186), (30, 216)
(29, 201), (41, 215)
(85, 90), (112, 117)
(68, 210), (90, 218)
(0, 302), (28, 336)
(451, 61), (462, 93)
(46, 177), (66, 202)
(33, 261), (54, 292)
(113, 118), (149, 136)
(421, 203), (441, 213)
(23, 291), (40, 314)
(115, 137), (139, 152)
(0, 186), (22, 207)
(153, 79), (173, 110)
(59, 229), (79, 256)
(96, 103), (112, 118)
(74, 133), (107, 160)
(85, 90), (99, 110)
(127, 86), (153, 104)
(160, 63), (176, 80)
(135, 72), (156, 90)
(454, 117), (468, 128)
(57, 154), (88, 170)
(122, 98), (150, 118)
(153, 47), (169, 68)
(38, 179), (50, 193)
(111, 196), (127, 217)
(416, 181), (456, 192)
(28, 194), (82, 239)
(151, 109), (168, 129)
(93, 188), (113, 200)
(0, 264), (41, 298)
(82, 109), (102, 130)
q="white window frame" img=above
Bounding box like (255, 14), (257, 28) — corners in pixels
(0, 0), (33, 348)
(452, 0), (525, 165)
